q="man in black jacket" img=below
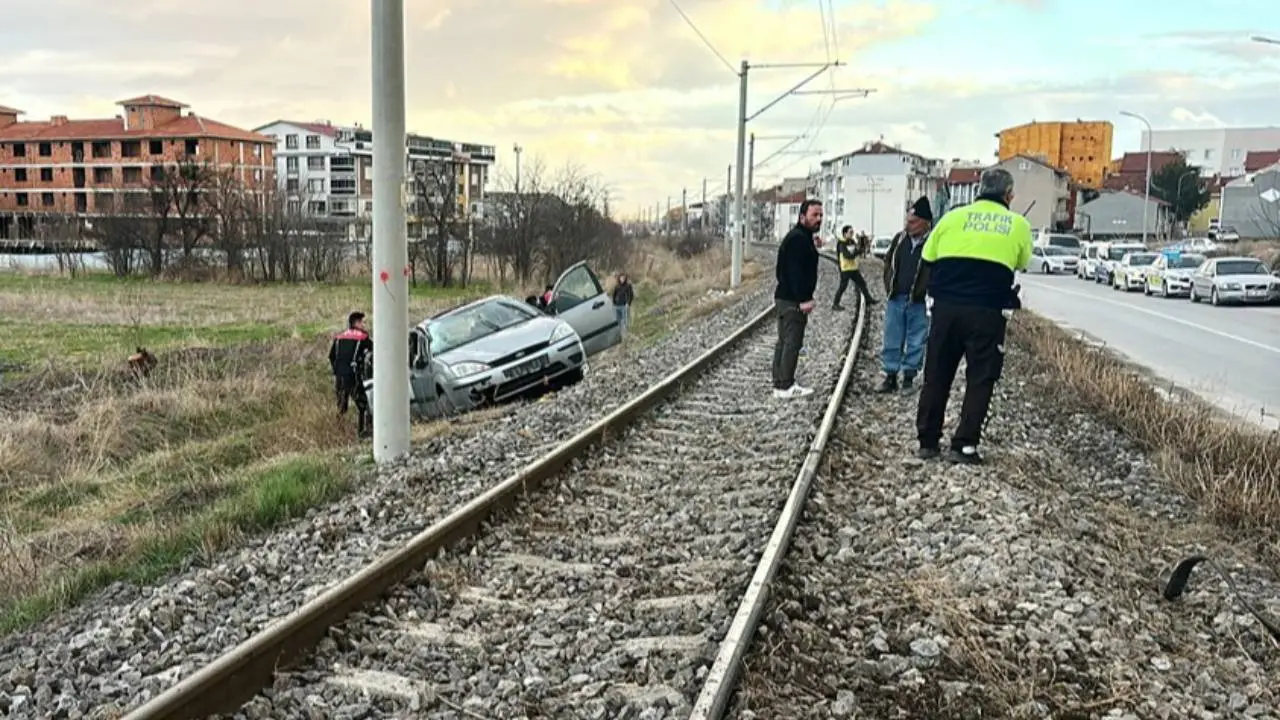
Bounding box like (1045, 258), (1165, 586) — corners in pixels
(772, 199), (823, 399)
(329, 311), (374, 438)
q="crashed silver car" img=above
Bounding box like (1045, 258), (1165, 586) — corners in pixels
(1189, 256), (1280, 306)
(367, 261), (623, 419)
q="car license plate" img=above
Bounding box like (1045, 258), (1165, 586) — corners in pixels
(507, 356), (547, 379)
(1247, 289), (1267, 299)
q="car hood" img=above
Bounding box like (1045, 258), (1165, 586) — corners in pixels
(435, 316), (567, 365)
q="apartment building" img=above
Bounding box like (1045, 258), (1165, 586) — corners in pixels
(1142, 126), (1280, 178)
(817, 140), (944, 238)
(0, 95), (274, 238)
(254, 120), (495, 235)
(996, 120), (1112, 189)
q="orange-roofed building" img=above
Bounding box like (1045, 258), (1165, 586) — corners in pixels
(0, 95), (274, 235)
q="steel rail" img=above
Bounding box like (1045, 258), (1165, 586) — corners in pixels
(122, 254), (840, 719)
(689, 286), (868, 719)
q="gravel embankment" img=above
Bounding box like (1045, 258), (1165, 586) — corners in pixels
(731, 309), (1280, 719)
(0, 247), (796, 719)
(230, 269), (859, 719)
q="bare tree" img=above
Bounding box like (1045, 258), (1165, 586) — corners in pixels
(542, 163), (629, 281)
(410, 158), (465, 287)
(480, 158), (556, 286)
(148, 159), (217, 274)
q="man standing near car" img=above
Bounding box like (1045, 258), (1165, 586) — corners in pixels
(876, 197), (934, 393)
(330, 311), (374, 438)
(772, 199), (823, 399)
(832, 225), (876, 310)
(913, 167), (1032, 464)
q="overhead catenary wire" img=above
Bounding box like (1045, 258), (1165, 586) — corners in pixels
(667, 0), (738, 76)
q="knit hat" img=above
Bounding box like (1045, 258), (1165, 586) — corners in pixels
(908, 196), (934, 224)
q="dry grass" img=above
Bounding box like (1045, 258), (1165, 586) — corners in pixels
(1232, 240), (1280, 269)
(1010, 312), (1280, 552)
(0, 244), (759, 632)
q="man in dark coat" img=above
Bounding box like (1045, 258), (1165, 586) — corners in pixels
(876, 196), (934, 393)
(329, 311), (374, 438)
(772, 199), (823, 398)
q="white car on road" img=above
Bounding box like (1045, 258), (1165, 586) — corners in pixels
(1112, 251), (1159, 291)
(1093, 242), (1148, 285)
(1143, 252), (1206, 298)
(1189, 256), (1280, 305)
(1028, 245), (1079, 275)
(1077, 242), (1101, 279)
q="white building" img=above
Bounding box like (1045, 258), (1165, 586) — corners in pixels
(1141, 126), (1280, 179)
(817, 140), (944, 239)
(771, 190), (806, 242)
(254, 120), (495, 235)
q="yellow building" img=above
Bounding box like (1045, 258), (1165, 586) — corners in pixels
(996, 120), (1113, 188)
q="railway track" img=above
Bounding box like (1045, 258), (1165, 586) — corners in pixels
(117, 252), (867, 720)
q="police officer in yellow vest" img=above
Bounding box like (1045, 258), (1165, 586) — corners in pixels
(910, 167), (1032, 464)
(831, 225), (876, 310)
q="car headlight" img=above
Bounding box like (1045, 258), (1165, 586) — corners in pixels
(1221, 282), (1241, 291)
(447, 361), (490, 378)
(550, 322), (577, 343)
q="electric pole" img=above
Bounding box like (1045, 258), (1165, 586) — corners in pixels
(730, 60), (872, 287)
(701, 178), (708, 233)
(746, 133), (755, 246)
(681, 187), (688, 234)
(370, 0), (410, 462)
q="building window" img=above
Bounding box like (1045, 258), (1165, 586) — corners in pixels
(253, 144), (262, 158)
(1203, 149), (1214, 160)
(307, 156), (325, 171)
(286, 157), (299, 173)
(308, 200), (326, 214)
(149, 140), (164, 154)
(40, 168), (53, 182)
(285, 134), (298, 149)
(150, 166), (165, 182)
(14, 168), (26, 182)
(121, 141), (141, 157)
(15, 192), (27, 206)
(91, 141), (110, 159)
(38, 143), (52, 157)
(41, 192), (54, 206)
(305, 135), (321, 149)
(94, 167), (112, 183)
(122, 167), (143, 184)
(1018, 160), (1030, 171)
(286, 178), (299, 192)
(12, 143), (25, 158)
(253, 169), (263, 182)
(287, 200), (301, 215)
(308, 178), (324, 193)
(184, 139), (198, 155)
(1232, 148), (1242, 159)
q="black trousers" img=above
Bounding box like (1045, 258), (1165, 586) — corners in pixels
(833, 268), (872, 306)
(771, 299), (808, 389)
(335, 372), (371, 433)
(915, 302), (1008, 450)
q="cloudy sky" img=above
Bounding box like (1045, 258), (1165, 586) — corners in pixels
(2, 0), (1277, 218)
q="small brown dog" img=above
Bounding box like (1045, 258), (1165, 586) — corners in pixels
(127, 347), (157, 377)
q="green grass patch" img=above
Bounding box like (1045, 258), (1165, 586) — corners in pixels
(0, 454), (354, 634)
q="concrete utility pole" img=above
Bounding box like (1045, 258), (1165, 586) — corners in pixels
(513, 143), (523, 192)
(681, 187), (688, 234)
(746, 134), (755, 245)
(1120, 110), (1153, 244)
(730, 59), (869, 287)
(701, 177), (707, 232)
(666, 196), (672, 234)
(370, 0), (410, 463)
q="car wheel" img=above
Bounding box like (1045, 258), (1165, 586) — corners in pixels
(1159, 280), (1167, 298)
(1210, 288), (1220, 306)
(1190, 286), (1200, 303)
(1143, 281), (1152, 296)
(435, 386), (459, 419)
(1041, 262), (1050, 274)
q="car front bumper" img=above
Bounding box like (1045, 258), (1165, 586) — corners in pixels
(1161, 277), (1192, 295)
(444, 337), (587, 409)
(1214, 287), (1280, 304)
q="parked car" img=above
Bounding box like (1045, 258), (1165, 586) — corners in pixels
(1093, 242), (1148, 284)
(870, 236), (893, 259)
(1143, 252), (1206, 298)
(365, 261), (622, 419)
(1215, 226), (1241, 243)
(1028, 245), (1079, 275)
(1077, 242), (1102, 280)
(1189, 256), (1280, 306)
(1034, 230), (1083, 252)
(1112, 251), (1159, 291)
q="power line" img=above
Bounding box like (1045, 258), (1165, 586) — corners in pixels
(667, 0), (737, 76)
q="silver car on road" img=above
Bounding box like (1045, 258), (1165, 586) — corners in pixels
(1143, 252), (1205, 298)
(1189, 256), (1280, 306)
(368, 261), (623, 418)
(1027, 245), (1079, 275)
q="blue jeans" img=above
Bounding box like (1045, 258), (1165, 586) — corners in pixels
(615, 305), (630, 338)
(881, 295), (928, 375)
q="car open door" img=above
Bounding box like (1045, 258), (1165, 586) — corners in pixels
(408, 327), (435, 418)
(549, 261), (620, 355)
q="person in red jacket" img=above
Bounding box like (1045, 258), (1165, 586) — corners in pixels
(329, 311), (374, 438)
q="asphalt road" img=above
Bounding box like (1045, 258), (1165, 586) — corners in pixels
(1018, 272), (1280, 430)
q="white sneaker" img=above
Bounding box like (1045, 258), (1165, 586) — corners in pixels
(773, 384), (814, 399)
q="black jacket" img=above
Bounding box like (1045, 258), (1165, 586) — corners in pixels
(774, 223), (820, 303)
(329, 328), (373, 377)
(611, 282), (634, 307)
(881, 230), (930, 302)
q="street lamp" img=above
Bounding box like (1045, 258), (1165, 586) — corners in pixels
(1120, 110), (1153, 244)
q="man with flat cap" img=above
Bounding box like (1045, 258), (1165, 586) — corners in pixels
(875, 196), (934, 393)
(910, 167), (1032, 464)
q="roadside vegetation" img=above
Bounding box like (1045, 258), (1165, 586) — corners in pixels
(1010, 313), (1280, 563)
(0, 238), (760, 633)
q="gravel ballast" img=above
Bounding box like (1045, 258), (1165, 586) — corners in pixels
(230, 267), (860, 719)
(731, 308), (1280, 719)
(0, 247), (796, 719)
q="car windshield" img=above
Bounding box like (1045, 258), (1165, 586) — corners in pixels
(1043, 247), (1075, 256)
(1046, 234), (1081, 248)
(1216, 260), (1269, 276)
(1127, 253), (1157, 266)
(1108, 247), (1143, 260)
(426, 298), (537, 355)
(1085, 246), (1098, 258)
(1171, 254), (1205, 269)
